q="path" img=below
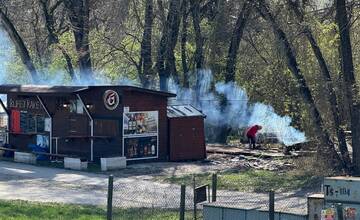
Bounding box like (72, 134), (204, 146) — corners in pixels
(0, 161), (308, 214)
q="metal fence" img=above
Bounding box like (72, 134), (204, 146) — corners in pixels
(107, 175), (195, 220)
(106, 173), (308, 220)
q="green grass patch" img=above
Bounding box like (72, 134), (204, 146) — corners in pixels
(157, 169), (321, 192)
(113, 208), (193, 220)
(0, 200), (189, 220)
(0, 200), (106, 220)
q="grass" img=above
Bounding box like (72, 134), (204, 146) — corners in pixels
(0, 200), (106, 220)
(157, 169), (321, 192)
(113, 208), (194, 220)
(0, 200), (187, 220)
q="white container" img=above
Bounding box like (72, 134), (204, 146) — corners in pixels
(14, 152), (36, 164)
(100, 157), (126, 171)
(307, 193), (324, 220)
(64, 157), (88, 170)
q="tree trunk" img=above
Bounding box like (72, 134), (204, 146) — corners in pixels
(165, 0), (181, 85)
(181, 0), (189, 88)
(216, 1), (251, 144)
(140, 0), (154, 88)
(258, 0), (342, 167)
(288, 0), (352, 171)
(58, 45), (76, 80)
(156, 0), (181, 91)
(64, 0), (93, 81)
(225, 1), (251, 83)
(190, 0), (204, 69)
(0, 9), (39, 83)
(335, 0), (360, 174)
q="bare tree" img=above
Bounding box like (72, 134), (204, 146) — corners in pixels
(0, 8), (39, 83)
(335, 0), (360, 174)
(181, 0), (190, 88)
(257, 0), (343, 168)
(216, 1), (252, 144)
(140, 0), (154, 88)
(156, 0), (181, 91)
(39, 0), (76, 80)
(190, 0), (204, 69)
(225, 0), (252, 83)
(288, 0), (352, 171)
(64, 0), (92, 81)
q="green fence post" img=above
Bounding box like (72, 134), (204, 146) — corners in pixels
(107, 175), (114, 220)
(193, 176), (197, 220)
(212, 173), (217, 202)
(269, 191), (275, 220)
(180, 184), (186, 220)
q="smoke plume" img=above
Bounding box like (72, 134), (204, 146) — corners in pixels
(168, 70), (306, 146)
(0, 30), (14, 83)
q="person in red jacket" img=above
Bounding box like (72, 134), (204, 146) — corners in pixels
(245, 125), (262, 149)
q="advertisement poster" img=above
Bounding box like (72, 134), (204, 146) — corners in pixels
(321, 208), (335, 220)
(123, 111), (158, 136)
(344, 207), (356, 220)
(124, 136), (157, 159)
(123, 111), (158, 160)
(36, 135), (49, 149)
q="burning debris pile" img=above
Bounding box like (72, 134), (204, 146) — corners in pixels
(207, 153), (294, 172)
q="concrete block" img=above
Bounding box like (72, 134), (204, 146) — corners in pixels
(14, 152), (36, 164)
(64, 157), (88, 170)
(101, 157), (126, 171)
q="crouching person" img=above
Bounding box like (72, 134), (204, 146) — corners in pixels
(245, 125), (262, 149)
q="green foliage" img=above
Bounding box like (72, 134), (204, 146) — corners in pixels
(4, 53), (31, 84)
(90, 29), (141, 83)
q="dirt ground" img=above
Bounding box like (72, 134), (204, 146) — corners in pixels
(109, 143), (298, 179)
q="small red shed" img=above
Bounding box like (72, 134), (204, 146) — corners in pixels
(167, 105), (206, 161)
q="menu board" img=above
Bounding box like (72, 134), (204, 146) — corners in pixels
(11, 110), (46, 133)
(123, 111), (158, 160)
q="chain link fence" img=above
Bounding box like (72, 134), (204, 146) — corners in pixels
(106, 173), (308, 220)
(108, 175), (195, 220)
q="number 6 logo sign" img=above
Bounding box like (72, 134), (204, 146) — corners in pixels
(103, 90), (119, 110)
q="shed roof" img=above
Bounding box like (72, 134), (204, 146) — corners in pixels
(0, 84), (88, 94)
(0, 84), (176, 97)
(99, 85), (176, 97)
(167, 105), (205, 118)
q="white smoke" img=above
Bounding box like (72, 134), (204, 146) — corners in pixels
(168, 69), (306, 146)
(248, 103), (306, 146)
(0, 30), (14, 83)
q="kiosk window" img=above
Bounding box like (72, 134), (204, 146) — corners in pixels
(94, 119), (119, 136)
(69, 100), (84, 114)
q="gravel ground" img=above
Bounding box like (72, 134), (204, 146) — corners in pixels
(0, 160), (311, 215)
